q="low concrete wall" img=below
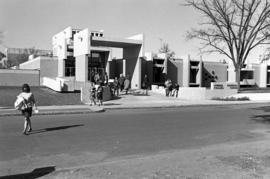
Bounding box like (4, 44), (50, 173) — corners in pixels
(151, 85), (237, 100)
(179, 87), (206, 100)
(205, 89), (238, 99)
(0, 69), (40, 86)
(42, 77), (62, 92)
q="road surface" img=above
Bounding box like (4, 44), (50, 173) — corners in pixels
(1, 104), (270, 177)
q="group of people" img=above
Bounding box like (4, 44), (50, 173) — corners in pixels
(111, 74), (130, 96)
(14, 78), (179, 135)
(89, 73), (131, 106)
(91, 71), (109, 86)
(89, 83), (104, 106)
(164, 79), (179, 97)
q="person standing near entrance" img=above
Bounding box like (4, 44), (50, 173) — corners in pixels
(113, 77), (120, 96)
(124, 76), (130, 94)
(96, 84), (103, 106)
(104, 72), (109, 86)
(94, 72), (100, 84)
(119, 74), (125, 92)
(89, 83), (96, 106)
(142, 74), (150, 95)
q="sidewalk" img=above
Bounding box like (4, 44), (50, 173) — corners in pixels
(1, 90), (270, 117)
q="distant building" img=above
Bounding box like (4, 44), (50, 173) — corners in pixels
(5, 47), (52, 67)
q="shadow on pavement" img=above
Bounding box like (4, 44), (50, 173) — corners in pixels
(251, 105), (270, 113)
(28, 124), (84, 135)
(0, 166), (55, 179)
(251, 115), (270, 123)
(103, 103), (121, 106)
(132, 93), (149, 96)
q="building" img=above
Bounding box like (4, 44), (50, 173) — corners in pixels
(143, 53), (228, 88)
(1, 26), (243, 100)
(16, 27), (231, 93)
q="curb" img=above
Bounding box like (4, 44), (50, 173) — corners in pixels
(0, 101), (269, 117)
(0, 108), (105, 117)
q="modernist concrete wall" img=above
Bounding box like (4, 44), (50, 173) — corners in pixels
(74, 29), (90, 57)
(75, 55), (88, 82)
(167, 60), (183, 86)
(123, 45), (142, 88)
(202, 62), (227, 88)
(109, 59), (123, 79)
(0, 69), (40, 86)
(141, 59), (153, 87)
(19, 57), (58, 83)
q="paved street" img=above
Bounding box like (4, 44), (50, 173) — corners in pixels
(1, 104), (270, 177)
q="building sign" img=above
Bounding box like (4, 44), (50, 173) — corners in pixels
(227, 83), (238, 89)
(211, 82), (238, 90)
(212, 84), (224, 89)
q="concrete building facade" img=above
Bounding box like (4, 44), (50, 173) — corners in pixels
(51, 27), (144, 89)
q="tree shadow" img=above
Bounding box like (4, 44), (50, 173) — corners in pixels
(28, 124), (84, 135)
(0, 166), (55, 179)
(110, 96), (122, 100)
(251, 115), (270, 124)
(102, 103), (121, 106)
(131, 91), (149, 96)
(252, 106), (270, 113)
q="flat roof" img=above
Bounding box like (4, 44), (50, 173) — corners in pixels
(91, 36), (142, 48)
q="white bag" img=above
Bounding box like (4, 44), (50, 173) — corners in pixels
(14, 96), (26, 110)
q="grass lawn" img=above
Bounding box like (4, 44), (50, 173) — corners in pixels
(0, 86), (83, 107)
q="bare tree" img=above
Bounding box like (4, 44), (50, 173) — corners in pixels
(159, 42), (175, 60)
(186, 0), (270, 90)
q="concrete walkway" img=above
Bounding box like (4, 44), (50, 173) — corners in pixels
(1, 90), (270, 117)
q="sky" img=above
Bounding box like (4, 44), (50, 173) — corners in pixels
(0, 0), (265, 62)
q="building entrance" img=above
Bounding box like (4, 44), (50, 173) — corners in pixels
(88, 51), (106, 82)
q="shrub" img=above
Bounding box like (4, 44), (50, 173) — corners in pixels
(212, 96), (250, 101)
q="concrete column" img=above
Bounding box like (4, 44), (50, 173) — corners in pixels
(134, 57), (142, 89)
(182, 57), (190, 87)
(123, 59), (126, 77)
(198, 58), (203, 87)
(228, 69), (236, 82)
(259, 63), (267, 87)
(58, 58), (65, 77)
(75, 55), (88, 82)
(105, 51), (110, 79)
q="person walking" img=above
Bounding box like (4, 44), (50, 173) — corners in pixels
(168, 79), (173, 96)
(96, 84), (103, 106)
(164, 79), (169, 97)
(172, 83), (180, 98)
(124, 77), (130, 95)
(118, 74), (125, 92)
(104, 72), (109, 86)
(94, 72), (100, 84)
(113, 77), (120, 96)
(89, 84), (96, 106)
(142, 74), (150, 95)
(17, 84), (37, 135)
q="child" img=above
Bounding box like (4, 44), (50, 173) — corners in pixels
(113, 77), (119, 96)
(89, 86), (96, 106)
(17, 83), (37, 135)
(172, 83), (180, 98)
(96, 85), (103, 106)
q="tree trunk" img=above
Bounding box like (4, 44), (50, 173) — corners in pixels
(235, 67), (241, 92)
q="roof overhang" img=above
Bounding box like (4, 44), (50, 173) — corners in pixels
(91, 36), (142, 48)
